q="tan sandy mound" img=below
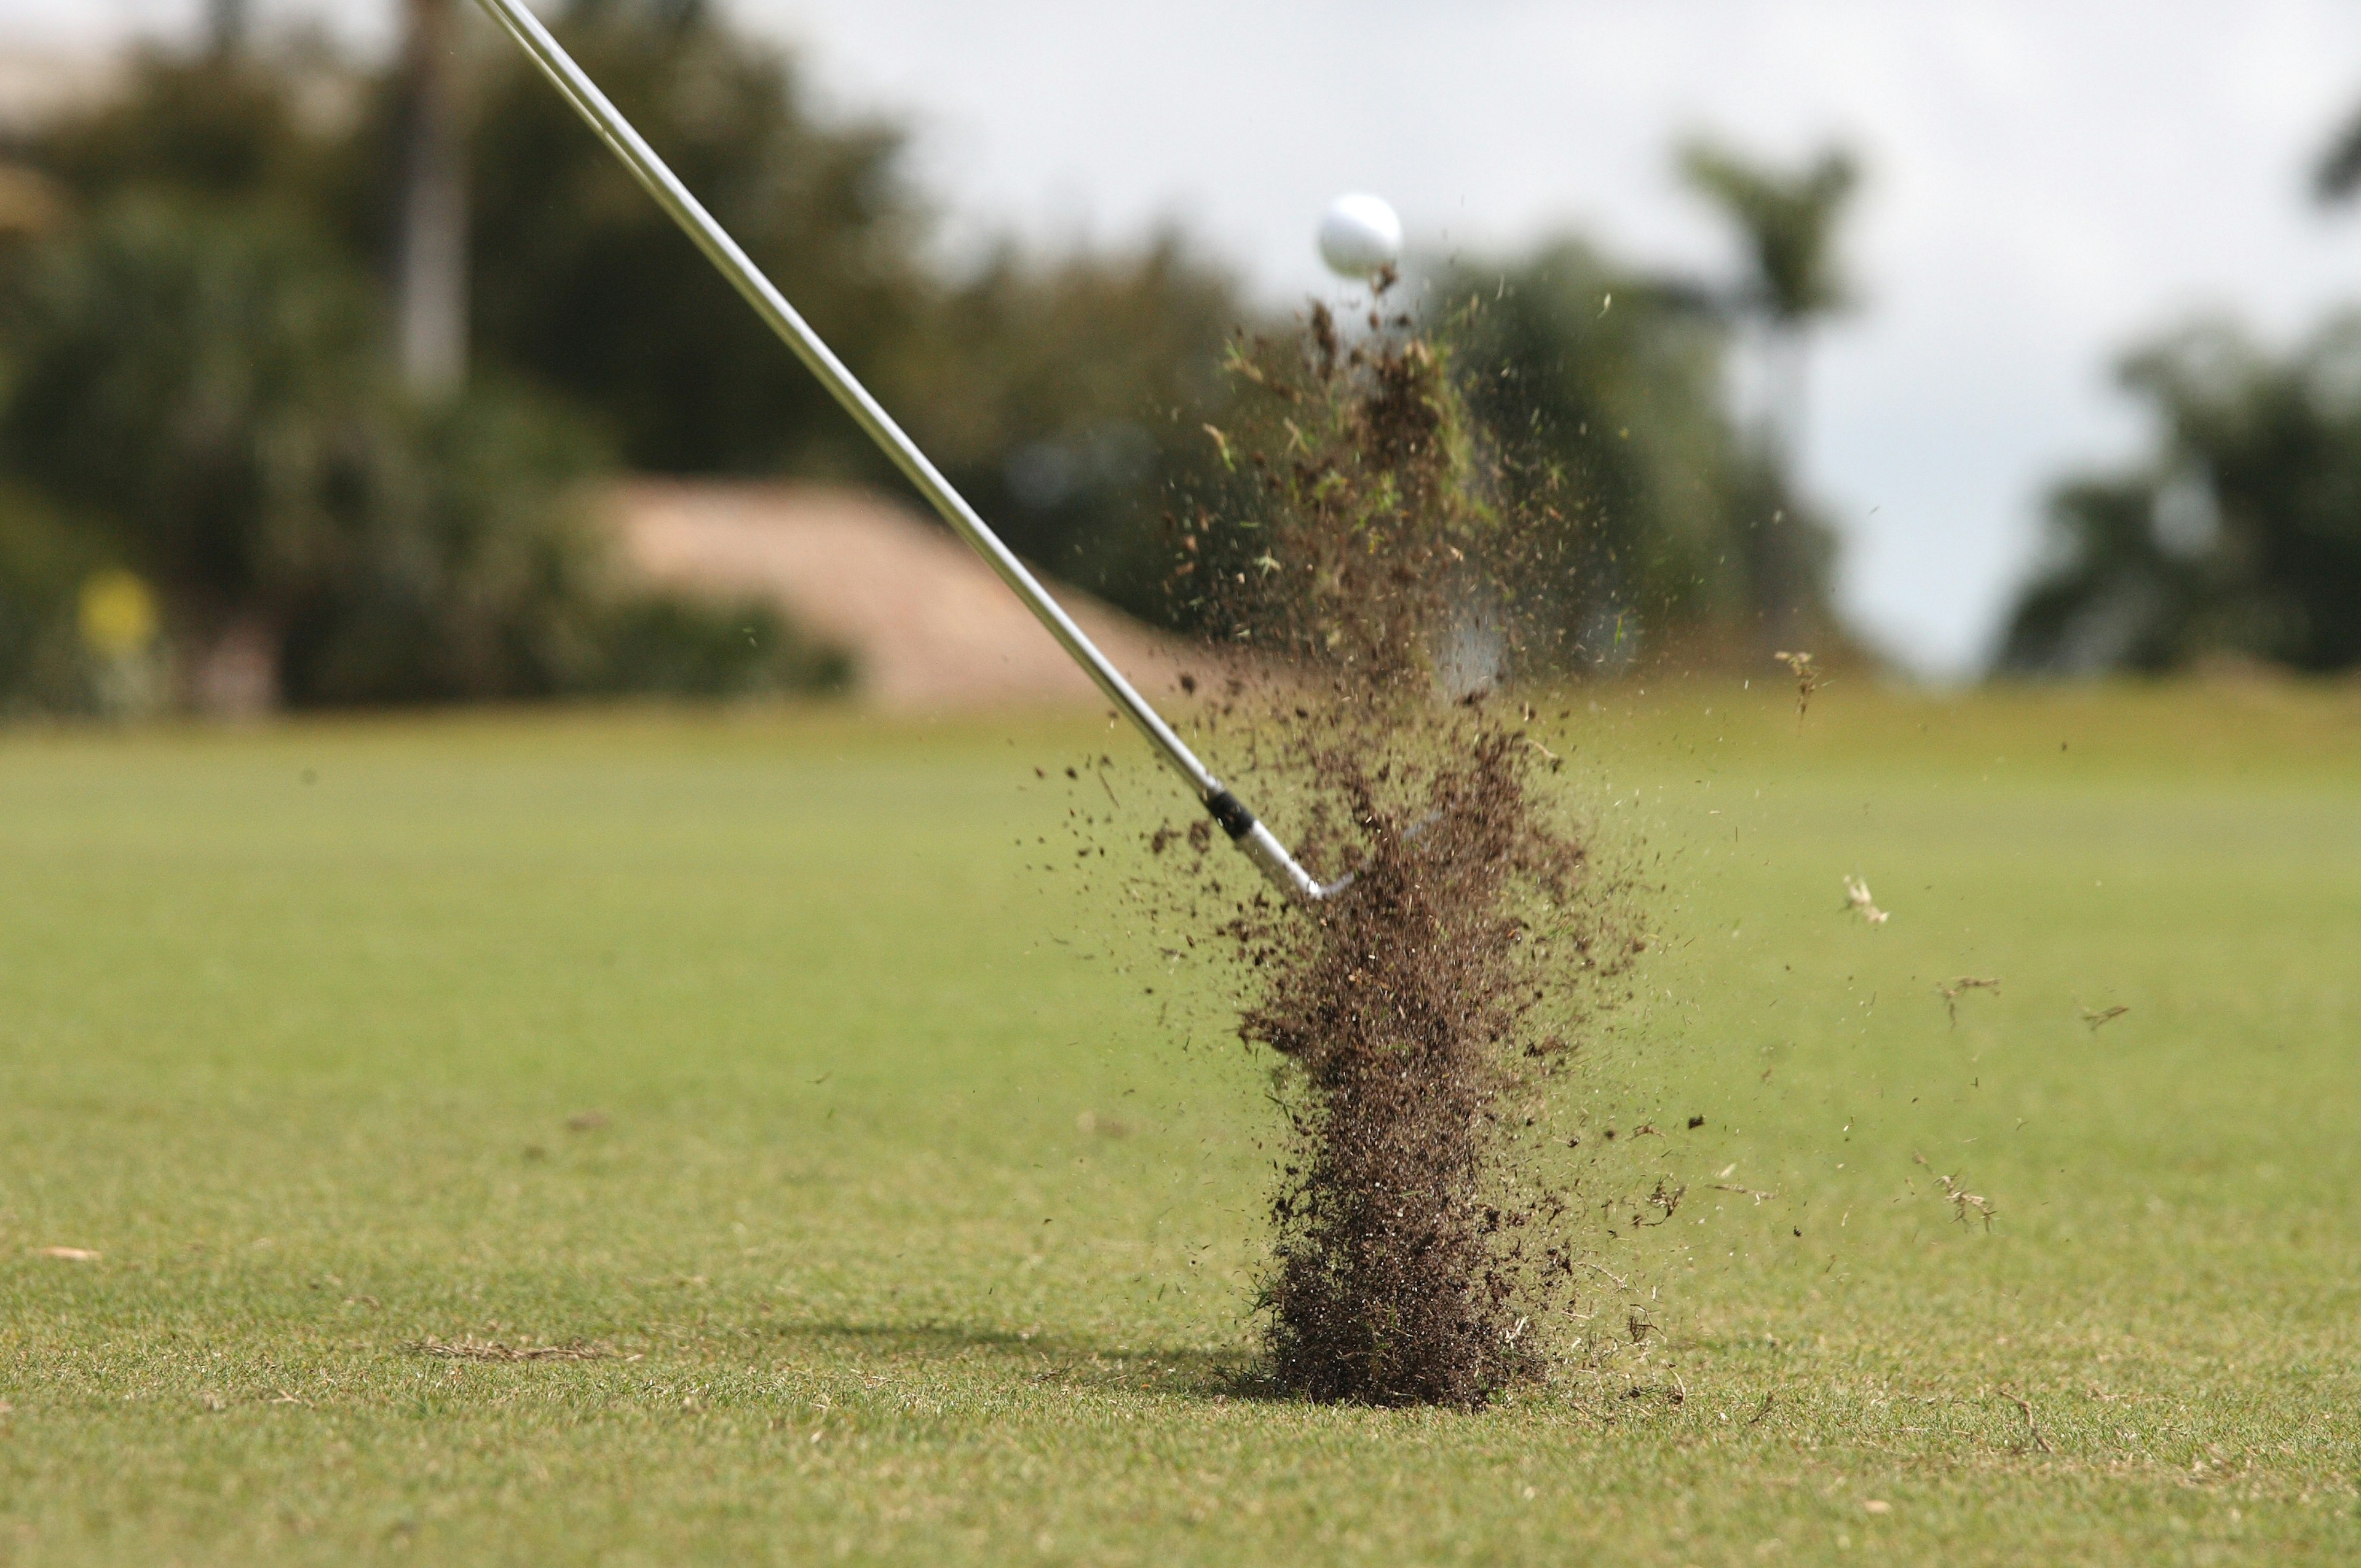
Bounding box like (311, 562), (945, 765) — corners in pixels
(611, 478), (1209, 711)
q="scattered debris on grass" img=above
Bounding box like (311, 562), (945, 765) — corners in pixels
(409, 1336), (634, 1363)
(2006, 1387), (2055, 1453)
(1843, 875), (1889, 925)
(2081, 1005), (2130, 1033)
(33, 1247), (100, 1261)
(1937, 975), (2000, 1024)
(1914, 1153), (1997, 1229)
(1774, 650), (1821, 717)
(1710, 1183), (1779, 1204)
(1631, 1178), (1686, 1226)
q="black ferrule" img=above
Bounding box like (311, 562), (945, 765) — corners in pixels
(1203, 789), (1256, 841)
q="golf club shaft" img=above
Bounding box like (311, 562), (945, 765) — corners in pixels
(470, 0), (1326, 903)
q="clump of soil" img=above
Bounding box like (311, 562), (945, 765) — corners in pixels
(1162, 299), (1636, 1406)
(1240, 725), (1591, 1404)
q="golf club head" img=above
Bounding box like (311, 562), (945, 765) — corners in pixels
(1236, 817), (1356, 903)
(1222, 802), (1441, 904)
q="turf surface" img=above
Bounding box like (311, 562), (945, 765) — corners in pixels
(2, 681), (2357, 1565)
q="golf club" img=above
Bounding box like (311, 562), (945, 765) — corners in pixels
(469, 0), (1348, 904)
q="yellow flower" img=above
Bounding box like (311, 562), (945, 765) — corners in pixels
(77, 570), (159, 660)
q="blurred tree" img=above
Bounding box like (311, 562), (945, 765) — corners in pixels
(1681, 143), (1856, 309)
(4, 17), (1883, 706)
(441, 1), (1249, 618)
(207, 0), (250, 61)
(0, 189), (824, 706)
(451, 0), (930, 475)
(2314, 96), (2361, 203)
(20, 7), (1245, 602)
(38, 11), (1921, 715)
(898, 232), (1242, 613)
(24, 47), (326, 208)
(0, 482), (100, 713)
(0, 198), (383, 642)
(394, 0), (470, 396)
(0, 31), (858, 709)
(1677, 137), (1858, 647)
(0, 194), (594, 704)
(1438, 238), (1838, 666)
(1999, 317), (2361, 675)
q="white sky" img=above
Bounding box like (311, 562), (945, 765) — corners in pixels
(14, 1), (2361, 674)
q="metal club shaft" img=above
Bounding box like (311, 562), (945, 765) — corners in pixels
(469, 0), (1337, 902)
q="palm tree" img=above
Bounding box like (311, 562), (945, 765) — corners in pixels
(1678, 137), (1859, 460)
(206, 0), (248, 58)
(2314, 99), (2361, 203)
(1679, 138), (1859, 647)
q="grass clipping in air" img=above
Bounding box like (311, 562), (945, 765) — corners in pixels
(1167, 300), (1639, 1407)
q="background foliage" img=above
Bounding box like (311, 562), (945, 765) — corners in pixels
(1998, 97), (2361, 677)
(0, 0), (1850, 713)
(1439, 240), (1838, 665)
(2001, 318), (2361, 676)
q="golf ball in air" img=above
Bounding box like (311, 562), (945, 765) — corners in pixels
(1318, 194), (1402, 278)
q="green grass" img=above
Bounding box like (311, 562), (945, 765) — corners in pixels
(2, 680), (2359, 1565)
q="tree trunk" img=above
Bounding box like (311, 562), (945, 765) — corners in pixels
(396, 0), (469, 399)
(1762, 324), (1811, 475)
(1744, 326), (1823, 653)
(206, 0), (248, 58)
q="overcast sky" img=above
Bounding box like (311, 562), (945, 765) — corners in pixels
(14, 1), (2361, 674)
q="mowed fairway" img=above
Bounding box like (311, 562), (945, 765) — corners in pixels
(2, 682), (2357, 1565)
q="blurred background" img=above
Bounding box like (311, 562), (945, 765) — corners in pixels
(5, 0), (2361, 717)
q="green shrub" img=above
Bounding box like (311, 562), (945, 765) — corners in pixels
(0, 192), (847, 711)
(594, 594), (851, 699)
(0, 484), (100, 713)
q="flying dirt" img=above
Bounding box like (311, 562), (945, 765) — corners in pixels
(1150, 297), (1645, 1406)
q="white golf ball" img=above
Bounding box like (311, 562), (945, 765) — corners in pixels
(1318, 193), (1402, 279)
